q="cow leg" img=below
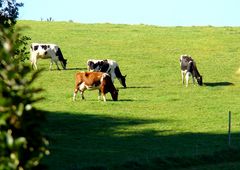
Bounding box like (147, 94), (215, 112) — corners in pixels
(192, 76), (195, 85)
(30, 53), (38, 70)
(181, 71), (185, 85)
(73, 85), (79, 101)
(102, 93), (107, 102)
(49, 60), (53, 71)
(98, 90), (101, 101)
(80, 90), (85, 100)
(110, 72), (115, 83)
(31, 57), (38, 70)
(73, 90), (78, 101)
(79, 83), (86, 100)
(186, 72), (191, 87)
(55, 61), (61, 70)
(74, 88), (85, 100)
(33, 62), (38, 70)
(99, 85), (106, 102)
(50, 60), (60, 70)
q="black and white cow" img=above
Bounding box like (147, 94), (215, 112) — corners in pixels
(180, 55), (203, 87)
(30, 43), (67, 70)
(87, 59), (127, 88)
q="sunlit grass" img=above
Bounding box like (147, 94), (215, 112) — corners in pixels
(18, 20), (240, 169)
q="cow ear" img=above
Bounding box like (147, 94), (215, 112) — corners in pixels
(124, 75), (127, 78)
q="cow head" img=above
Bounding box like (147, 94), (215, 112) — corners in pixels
(88, 61), (94, 70)
(61, 59), (67, 69)
(197, 76), (203, 86)
(111, 89), (119, 101)
(88, 61), (100, 71)
(119, 75), (127, 88)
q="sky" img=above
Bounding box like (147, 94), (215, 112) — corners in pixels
(17, 0), (240, 26)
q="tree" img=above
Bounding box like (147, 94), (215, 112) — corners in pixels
(0, 0), (30, 62)
(0, 1), (49, 169)
(0, 0), (23, 28)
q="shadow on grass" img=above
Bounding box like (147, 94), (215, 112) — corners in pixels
(118, 99), (135, 102)
(65, 67), (86, 71)
(118, 86), (153, 89)
(204, 82), (234, 87)
(43, 111), (240, 170)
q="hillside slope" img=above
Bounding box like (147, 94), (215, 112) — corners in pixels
(18, 20), (240, 169)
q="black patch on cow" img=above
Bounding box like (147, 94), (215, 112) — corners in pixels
(56, 48), (67, 69)
(187, 61), (194, 73)
(114, 66), (123, 78)
(41, 45), (48, 50)
(33, 45), (39, 51)
(114, 66), (127, 88)
(44, 51), (48, 55)
(180, 56), (193, 71)
(99, 61), (110, 73)
(56, 48), (64, 61)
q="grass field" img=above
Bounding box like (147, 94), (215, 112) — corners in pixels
(18, 20), (240, 169)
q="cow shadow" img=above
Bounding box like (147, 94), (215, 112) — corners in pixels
(118, 86), (153, 89)
(65, 67), (86, 71)
(118, 99), (135, 102)
(204, 82), (234, 87)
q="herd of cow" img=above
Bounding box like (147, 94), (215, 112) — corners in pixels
(30, 43), (202, 102)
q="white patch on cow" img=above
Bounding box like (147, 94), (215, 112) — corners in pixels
(79, 82), (86, 91)
(185, 72), (192, 87)
(79, 82), (100, 91)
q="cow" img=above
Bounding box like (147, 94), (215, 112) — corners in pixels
(180, 55), (203, 87)
(87, 59), (127, 88)
(30, 43), (67, 70)
(73, 72), (119, 102)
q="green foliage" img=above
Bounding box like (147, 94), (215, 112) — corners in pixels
(0, 27), (49, 169)
(0, 0), (23, 28)
(0, 0), (30, 62)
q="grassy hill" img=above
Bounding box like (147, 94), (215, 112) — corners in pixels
(18, 20), (240, 169)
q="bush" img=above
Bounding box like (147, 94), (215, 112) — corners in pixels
(0, 26), (49, 169)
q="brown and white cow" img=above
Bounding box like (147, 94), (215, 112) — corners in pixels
(73, 72), (119, 102)
(180, 55), (203, 87)
(30, 43), (67, 70)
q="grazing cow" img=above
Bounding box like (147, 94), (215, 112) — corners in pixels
(73, 72), (119, 102)
(30, 43), (67, 70)
(87, 59), (127, 88)
(180, 55), (203, 87)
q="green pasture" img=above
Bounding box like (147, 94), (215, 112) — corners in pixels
(18, 20), (240, 169)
